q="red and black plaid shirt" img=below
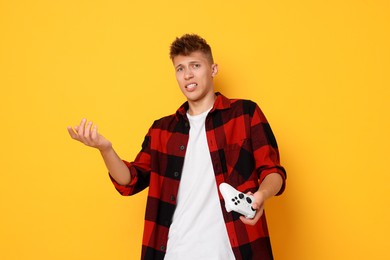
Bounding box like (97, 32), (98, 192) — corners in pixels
(111, 93), (286, 260)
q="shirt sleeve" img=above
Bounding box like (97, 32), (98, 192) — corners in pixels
(109, 126), (153, 196)
(250, 103), (287, 195)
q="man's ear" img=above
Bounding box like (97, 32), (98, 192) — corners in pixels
(211, 64), (219, 77)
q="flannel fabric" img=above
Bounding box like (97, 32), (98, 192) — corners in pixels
(111, 92), (287, 260)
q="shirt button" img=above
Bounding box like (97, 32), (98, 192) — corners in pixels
(179, 145), (185, 151)
(160, 245), (166, 251)
(174, 171), (180, 178)
(184, 122), (189, 128)
(170, 195), (176, 201)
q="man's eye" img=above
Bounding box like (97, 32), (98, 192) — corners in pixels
(177, 67), (183, 72)
(193, 64), (200, 68)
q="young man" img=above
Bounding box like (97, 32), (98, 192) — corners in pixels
(67, 34), (286, 260)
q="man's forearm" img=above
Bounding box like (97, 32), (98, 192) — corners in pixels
(100, 147), (131, 185)
(258, 173), (284, 200)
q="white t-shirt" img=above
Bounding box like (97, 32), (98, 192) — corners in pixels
(164, 108), (235, 260)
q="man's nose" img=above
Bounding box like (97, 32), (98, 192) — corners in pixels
(184, 68), (194, 80)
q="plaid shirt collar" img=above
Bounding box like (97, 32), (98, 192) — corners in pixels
(175, 92), (231, 119)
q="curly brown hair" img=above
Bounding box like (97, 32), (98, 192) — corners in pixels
(169, 34), (214, 64)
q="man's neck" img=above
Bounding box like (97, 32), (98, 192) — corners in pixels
(187, 93), (216, 116)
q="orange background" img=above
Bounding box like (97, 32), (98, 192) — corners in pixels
(1, 0), (389, 259)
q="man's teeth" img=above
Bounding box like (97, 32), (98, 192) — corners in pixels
(186, 83), (197, 88)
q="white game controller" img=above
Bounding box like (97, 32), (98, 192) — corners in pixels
(219, 183), (256, 219)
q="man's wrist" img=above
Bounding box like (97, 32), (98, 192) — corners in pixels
(258, 189), (270, 201)
(98, 143), (113, 154)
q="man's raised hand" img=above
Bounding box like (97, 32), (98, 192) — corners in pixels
(67, 118), (112, 152)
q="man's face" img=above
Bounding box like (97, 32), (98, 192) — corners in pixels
(173, 51), (218, 103)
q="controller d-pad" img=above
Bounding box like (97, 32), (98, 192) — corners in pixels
(232, 197), (241, 205)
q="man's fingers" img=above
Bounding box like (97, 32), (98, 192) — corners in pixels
(85, 121), (93, 139)
(251, 202), (259, 210)
(91, 125), (98, 140)
(68, 119), (102, 148)
(240, 207), (264, 226)
(240, 215), (257, 226)
(67, 126), (78, 139)
(78, 118), (86, 136)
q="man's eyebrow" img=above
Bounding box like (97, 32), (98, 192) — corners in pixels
(175, 60), (201, 69)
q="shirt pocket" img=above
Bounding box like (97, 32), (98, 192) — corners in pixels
(224, 137), (252, 151)
(223, 138), (254, 178)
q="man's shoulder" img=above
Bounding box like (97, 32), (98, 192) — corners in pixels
(228, 97), (258, 114)
(230, 97), (257, 106)
(150, 113), (178, 129)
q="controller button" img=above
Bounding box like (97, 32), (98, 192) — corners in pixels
(246, 197), (252, 203)
(239, 193), (244, 199)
